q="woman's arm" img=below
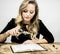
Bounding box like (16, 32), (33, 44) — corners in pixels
(39, 20), (54, 43)
(23, 39), (48, 44)
(32, 39), (48, 44)
(0, 32), (9, 42)
(0, 18), (17, 43)
(0, 27), (20, 43)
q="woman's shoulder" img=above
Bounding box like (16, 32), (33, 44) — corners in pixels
(9, 18), (15, 22)
(8, 18), (16, 27)
(8, 18), (16, 24)
(38, 19), (42, 24)
(38, 19), (45, 28)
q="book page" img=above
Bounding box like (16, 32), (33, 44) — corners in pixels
(10, 44), (47, 53)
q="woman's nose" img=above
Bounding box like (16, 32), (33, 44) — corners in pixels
(27, 12), (30, 16)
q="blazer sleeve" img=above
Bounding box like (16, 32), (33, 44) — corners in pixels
(39, 20), (54, 43)
(0, 18), (16, 34)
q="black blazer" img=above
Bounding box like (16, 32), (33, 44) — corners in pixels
(0, 18), (54, 43)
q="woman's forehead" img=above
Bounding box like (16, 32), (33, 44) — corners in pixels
(23, 4), (35, 11)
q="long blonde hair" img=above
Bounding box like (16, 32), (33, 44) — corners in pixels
(15, 0), (39, 39)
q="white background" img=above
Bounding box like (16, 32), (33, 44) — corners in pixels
(0, 0), (60, 42)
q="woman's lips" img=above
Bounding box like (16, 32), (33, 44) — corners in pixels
(25, 17), (30, 19)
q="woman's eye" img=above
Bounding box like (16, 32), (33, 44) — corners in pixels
(30, 11), (34, 14)
(23, 10), (27, 13)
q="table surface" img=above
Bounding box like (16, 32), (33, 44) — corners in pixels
(0, 42), (60, 54)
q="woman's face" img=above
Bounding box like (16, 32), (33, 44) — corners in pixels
(22, 3), (35, 23)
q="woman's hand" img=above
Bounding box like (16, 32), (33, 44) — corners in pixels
(23, 40), (35, 44)
(6, 27), (20, 37)
(0, 27), (20, 42)
(23, 39), (48, 44)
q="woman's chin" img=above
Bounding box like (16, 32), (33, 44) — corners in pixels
(24, 19), (31, 22)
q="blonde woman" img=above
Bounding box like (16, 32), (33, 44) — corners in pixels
(0, 0), (54, 43)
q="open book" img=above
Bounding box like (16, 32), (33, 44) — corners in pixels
(10, 44), (47, 53)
